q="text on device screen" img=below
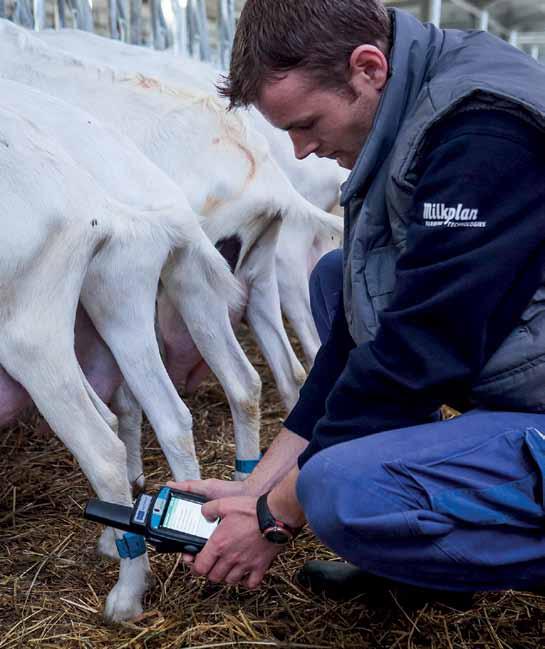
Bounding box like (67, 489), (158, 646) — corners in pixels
(162, 497), (218, 539)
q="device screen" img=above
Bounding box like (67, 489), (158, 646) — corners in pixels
(161, 495), (218, 539)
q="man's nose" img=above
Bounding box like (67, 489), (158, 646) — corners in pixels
(289, 131), (318, 160)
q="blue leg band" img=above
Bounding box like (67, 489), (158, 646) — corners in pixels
(235, 456), (262, 474)
(115, 532), (146, 559)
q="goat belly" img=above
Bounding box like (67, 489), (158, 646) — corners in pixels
(0, 367), (31, 428)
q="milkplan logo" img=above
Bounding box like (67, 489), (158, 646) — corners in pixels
(423, 203), (487, 228)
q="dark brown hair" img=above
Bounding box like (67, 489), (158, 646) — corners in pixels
(218, 0), (391, 109)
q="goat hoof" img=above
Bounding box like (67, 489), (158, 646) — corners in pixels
(104, 586), (143, 623)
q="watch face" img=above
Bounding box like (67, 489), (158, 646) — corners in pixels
(264, 527), (291, 544)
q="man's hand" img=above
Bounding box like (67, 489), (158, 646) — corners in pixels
(167, 478), (249, 501)
(183, 496), (283, 588)
(167, 428), (309, 587)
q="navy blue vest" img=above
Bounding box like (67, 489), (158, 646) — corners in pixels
(342, 9), (545, 411)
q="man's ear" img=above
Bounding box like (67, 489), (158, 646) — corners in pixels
(348, 45), (389, 94)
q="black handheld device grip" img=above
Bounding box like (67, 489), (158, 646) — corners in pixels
(84, 498), (135, 533)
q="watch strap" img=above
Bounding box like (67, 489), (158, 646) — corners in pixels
(256, 492), (301, 537)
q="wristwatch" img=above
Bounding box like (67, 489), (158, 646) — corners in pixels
(256, 493), (301, 544)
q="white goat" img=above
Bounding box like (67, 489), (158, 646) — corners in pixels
(0, 22), (276, 475)
(35, 26), (346, 366)
(0, 21), (336, 415)
(0, 78), (245, 620)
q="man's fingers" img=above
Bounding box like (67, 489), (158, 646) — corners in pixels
(165, 478), (246, 501)
(201, 499), (222, 521)
(224, 566), (249, 586)
(243, 568), (266, 590)
(166, 479), (202, 494)
(181, 553), (195, 565)
(207, 559), (236, 584)
(192, 538), (221, 577)
(166, 480), (192, 492)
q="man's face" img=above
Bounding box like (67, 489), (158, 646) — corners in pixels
(256, 66), (384, 170)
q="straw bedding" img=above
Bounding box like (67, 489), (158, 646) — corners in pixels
(1, 327), (545, 648)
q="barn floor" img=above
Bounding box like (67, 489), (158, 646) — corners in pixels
(1, 327), (545, 648)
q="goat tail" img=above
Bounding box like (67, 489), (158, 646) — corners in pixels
(284, 192), (344, 246)
(166, 222), (244, 315)
(308, 204), (344, 242)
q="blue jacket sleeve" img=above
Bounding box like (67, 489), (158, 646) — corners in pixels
(295, 110), (545, 468)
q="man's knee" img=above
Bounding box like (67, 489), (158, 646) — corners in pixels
(297, 451), (343, 546)
(296, 447), (388, 548)
(296, 443), (452, 552)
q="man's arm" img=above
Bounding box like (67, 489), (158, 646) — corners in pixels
(244, 427), (308, 495)
(169, 426), (308, 501)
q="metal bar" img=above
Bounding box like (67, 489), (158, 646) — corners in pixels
(64, 0), (74, 27)
(193, 0), (211, 60)
(56, 0), (67, 27)
(109, 0), (119, 38)
(448, 0), (480, 18)
(159, 0), (173, 49)
(151, 0), (166, 49)
(14, 0), (34, 27)
(448, 0), (508, 35)
(59, 0), (88, 30)
(530, 45), (540, 60)
(83, 0), (94, 30)
(170, 0), (188, 55)
(117, 0), (130, 41)
(429, 0), (442, 27)
(198, 0), (211, 59)
(482, 0), (510, 10)
(516, 33), (545, 46)
(479, 9), (489, 31)
(187, 0), (198, 56)
(186, 0), (211, 60)
(218, 0), (235, 68)
(72, 0), (93, 31)
(509, 30), (519, 47)
(33, 0), (46, 30)
(130, 0), (142, 44)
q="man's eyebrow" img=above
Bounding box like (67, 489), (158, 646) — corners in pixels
(278, 117), (314, 132)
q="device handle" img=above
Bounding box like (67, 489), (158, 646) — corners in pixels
(84, 498), (135, 533)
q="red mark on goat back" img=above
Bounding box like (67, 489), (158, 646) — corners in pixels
(212, 137), (221, 145)
(235, 141), (257, 185)
(137, 76), (160, 89)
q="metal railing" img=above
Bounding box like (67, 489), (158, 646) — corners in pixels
(3, 0), (544, 65)
(0, 0), (235, 66)
(415, 0), (545, 61)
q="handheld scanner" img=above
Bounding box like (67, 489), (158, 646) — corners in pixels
(84, 488), (219, 554)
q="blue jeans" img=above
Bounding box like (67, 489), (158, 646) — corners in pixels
(299, 250), (545, 591)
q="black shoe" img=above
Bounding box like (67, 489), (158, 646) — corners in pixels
(295, 560), (475, 610)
